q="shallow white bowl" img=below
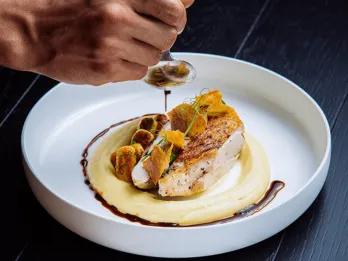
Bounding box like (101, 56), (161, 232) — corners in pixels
(22, 53), (331, 258)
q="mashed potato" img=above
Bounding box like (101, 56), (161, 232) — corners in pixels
(87, 119), (270, 226)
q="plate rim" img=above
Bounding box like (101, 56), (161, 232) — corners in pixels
(21, 52), (331, 230)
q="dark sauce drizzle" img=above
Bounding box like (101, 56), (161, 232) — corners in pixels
(164, 89), (171, 112)
(81, 116), (285, 227)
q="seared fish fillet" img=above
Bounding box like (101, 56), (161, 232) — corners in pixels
(158, 116), (244, 197)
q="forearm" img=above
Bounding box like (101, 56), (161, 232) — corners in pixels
(0, 0), (34, 69)
(0, 0), (79, 71)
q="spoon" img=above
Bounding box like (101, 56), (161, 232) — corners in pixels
(144, 50), (197, 88)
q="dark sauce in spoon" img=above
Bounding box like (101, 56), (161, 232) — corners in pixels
(81, 116), (285, 227)
(145, 62), (189, 112)
(145, 62), (190, 87)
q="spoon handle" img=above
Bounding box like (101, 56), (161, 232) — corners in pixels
(160, 50), (174, 61)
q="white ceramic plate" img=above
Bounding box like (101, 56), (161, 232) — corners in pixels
(22, 53), (331, 258)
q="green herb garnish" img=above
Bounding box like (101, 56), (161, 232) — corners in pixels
(170, 152), (178, 164)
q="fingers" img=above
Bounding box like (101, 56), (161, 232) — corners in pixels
(181, 0), (195, 8)
(120, 39), (161, 66)
(127, 14), (178, 51)
(38, 1), (193, 85)
(118, 59), (148, 81)
(38, 52), (148, 86)
(91, 3), (178, 51)
(88, 59), (148, 85)
(132, 0), (187, 33)
(87, 37), (162, 66)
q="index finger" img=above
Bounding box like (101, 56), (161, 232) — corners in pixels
(181, 0), (195, 8)
(132, 0), (187, 33)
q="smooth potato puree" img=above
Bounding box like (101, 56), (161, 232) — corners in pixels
(87, 119), (270, 226)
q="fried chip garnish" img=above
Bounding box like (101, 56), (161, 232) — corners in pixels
(131, 143), (144, 161)
(143, 143), (173, 184)
(131, 129), (154, 149)
(196, 90), (223, 108)
(114, 146), (137, 182)
(168, 104), (191, 132)
(206, 103), (236, 117)
(168, 103), (207, 137)
(187, 112), (207, 136)
(160, 130), (185, 149)
(196, 90), (237, 118)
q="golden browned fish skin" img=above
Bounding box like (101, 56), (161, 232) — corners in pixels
(159, 112), (244, 197)
(177, 116), (242, 163)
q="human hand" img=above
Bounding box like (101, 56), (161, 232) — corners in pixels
(0, 0), (194, 85)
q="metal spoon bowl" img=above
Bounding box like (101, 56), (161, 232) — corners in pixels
(144, 51), (197, 88)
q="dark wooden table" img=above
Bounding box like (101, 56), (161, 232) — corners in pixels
(2, 0), (348, 260)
